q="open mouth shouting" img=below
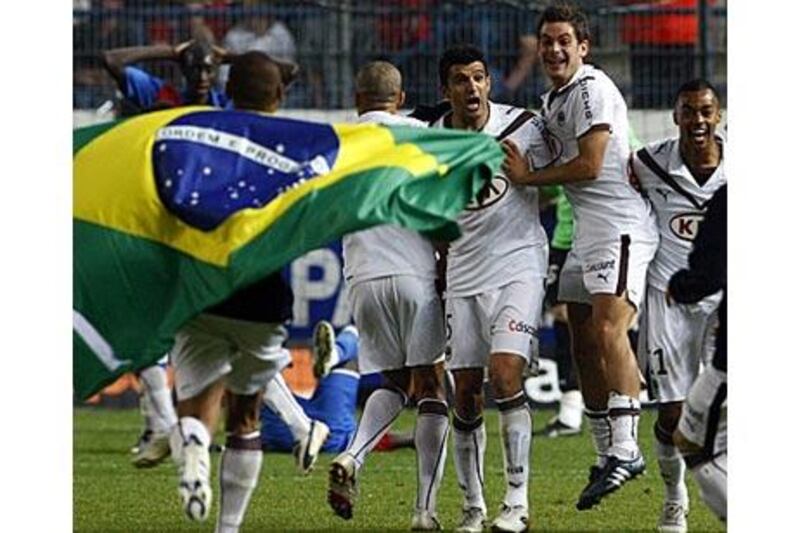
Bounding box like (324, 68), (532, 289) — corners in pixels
(465, 95), (482, 113)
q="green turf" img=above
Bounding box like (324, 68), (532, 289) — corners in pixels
(74, 407), (725, 532)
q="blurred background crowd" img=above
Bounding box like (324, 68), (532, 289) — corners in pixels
(73, 0), (727, 111)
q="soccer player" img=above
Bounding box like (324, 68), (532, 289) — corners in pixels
(432, 45), (557, 532)
(261, 323), (359, 457)
(166, 51), (300, 533)
(502, 3), (659, 510)
(326, 60), (450, 531)
(630, 79), (726, 532)
(669, 185), (727, 523)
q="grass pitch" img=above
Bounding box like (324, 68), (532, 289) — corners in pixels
(74, 407), (725, 531)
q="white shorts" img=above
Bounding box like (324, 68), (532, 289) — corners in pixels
(171, 314), (290, 401)
(558, 233), (657, 310)
(348, 275), (445, 374)
(678, 365), (727, 457)
(445, 276), (545, 371)
(638, 286), (721, 402)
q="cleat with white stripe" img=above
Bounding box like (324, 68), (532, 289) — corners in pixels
(576, 455), (645, 511)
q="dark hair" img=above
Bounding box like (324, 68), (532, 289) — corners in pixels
(227, 51), (283, 110)
(674, 78), (721, 106)
(438, 44), (488, 86)
(536, 3), (591, 44)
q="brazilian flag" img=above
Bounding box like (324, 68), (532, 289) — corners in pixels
(73, 107), (502, 399)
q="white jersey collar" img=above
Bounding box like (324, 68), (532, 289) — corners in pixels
(669, 134), (726, 188)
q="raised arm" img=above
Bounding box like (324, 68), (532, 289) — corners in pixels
(102, 43), (180, 87)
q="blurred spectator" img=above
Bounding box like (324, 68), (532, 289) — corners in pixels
(218, 0), (296, 88)
(74, 0), (145, 108)
(186, 0), (233, 43)
(102, 37), (229, 114)
(621, 0), (699, 108)
(492, 34), (544, 109)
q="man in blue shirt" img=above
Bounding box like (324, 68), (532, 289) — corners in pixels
(103, 37), (229, 112)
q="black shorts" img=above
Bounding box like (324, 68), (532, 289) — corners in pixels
(545, 247), (570, 308)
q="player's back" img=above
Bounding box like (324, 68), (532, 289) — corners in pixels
(542, 64), (652, 244)
(632, 136), (727, 291)
(432, 101), (556, 296)
(342, 111), (437, 284)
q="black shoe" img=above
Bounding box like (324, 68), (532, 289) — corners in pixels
(533, 417), (581, 438)
(576, 455), (646, 511)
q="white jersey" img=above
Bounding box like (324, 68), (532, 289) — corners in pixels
(342, 111), (437, 284)
(541, 64), (654, 245)
(632, 136), (727, 291)
(432, 101), (557, 297)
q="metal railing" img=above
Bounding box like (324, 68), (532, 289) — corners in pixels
(73, 1), (726, 111)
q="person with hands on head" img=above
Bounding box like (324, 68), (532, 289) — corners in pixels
(103, 36), (230, 112)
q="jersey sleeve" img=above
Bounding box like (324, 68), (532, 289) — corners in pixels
(123, 66), (164, 109)
(572, 77), (614, 139)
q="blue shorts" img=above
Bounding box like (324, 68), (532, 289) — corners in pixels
(261, 369), (359, 453)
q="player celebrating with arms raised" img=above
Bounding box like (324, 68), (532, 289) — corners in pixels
(433, 45), (557, 532)
(502, 3), (658, 510)
(631, 79), (726, 533)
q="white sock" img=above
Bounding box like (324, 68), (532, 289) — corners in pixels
(170, 416), (211, 466)
(585, 408), (611, 467)
(557, 390), (584, 429)
(497, 395), (531, 509)
(347, 387), (406, 469)
(452, 414), (487, 512)
(138, 386), (153, 430)
(216, 432), (263, 533)
(607, 392), (641, 461)
(414, 400), (449, 514)
(139, 365), (177, 432)
(690, 454), (727, 521)
(263, 374), (311, 441)
(655, 432), (688, 504)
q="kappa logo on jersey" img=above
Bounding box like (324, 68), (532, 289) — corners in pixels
(556, 110), (566, 126)
(465, 175), (508, 211)
(670, 212), (705, 242)
(508, 319), (537, 336)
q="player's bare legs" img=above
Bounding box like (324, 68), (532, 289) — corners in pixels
(567, 302), (611, 472)
(410, 363), (449, 530)
(573, 293), (645, 510)
(170, 379), (226, 522)
(488, 352), (531, 531)
(329, 368), (410, 520)
(591, 294), (640, 401)
(451, 367), (487, 531)
(217, 390), (265, 533)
